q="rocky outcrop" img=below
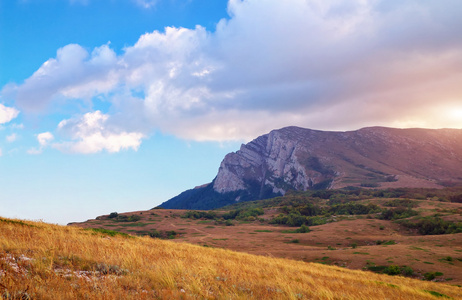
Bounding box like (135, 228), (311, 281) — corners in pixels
(160, 126), (462, 209)
(213, 128), (334, 197)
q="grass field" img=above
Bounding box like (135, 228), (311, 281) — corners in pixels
(1, 217), (461, 299)
(73, 195), (462, 285)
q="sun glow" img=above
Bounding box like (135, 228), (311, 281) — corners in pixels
(449, 107), (462, 119)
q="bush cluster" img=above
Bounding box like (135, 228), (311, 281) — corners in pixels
(398, 217), (462, 235)
(423, 272), (444, 281)
(380, 207), (418, 220)
(182, 211), (218, 220)
(149, 229), (178, 239)
(296, 224), (310, 233)
(383, 199), (418, 208)
(108, 212), (141, 222)
(270, 214), (327, 227)
(367, 265), (414, 277)
(182, 208), (263, 222)
(222, 208), (264, 220)
(269, 203), (381, 227)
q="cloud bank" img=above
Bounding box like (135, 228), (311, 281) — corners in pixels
(3, 0), (462, 153)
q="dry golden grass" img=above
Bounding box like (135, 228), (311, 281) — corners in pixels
(1, 217), (461, 299)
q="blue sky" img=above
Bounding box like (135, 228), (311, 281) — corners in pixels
(1, 0), (461, 224)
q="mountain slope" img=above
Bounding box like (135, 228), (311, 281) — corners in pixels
(160, 126), (462, 209)
(2, 217), (461, 299)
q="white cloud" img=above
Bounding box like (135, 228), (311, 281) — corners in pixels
(4, 0), (462, 144)
(0, 104), (19, 124)
(37, 132), (54, 146)
(55, 111), (144, 154)
(6, 133), (17, 143)
(6, 43), (118, 112)
(27, 131), (54, 154)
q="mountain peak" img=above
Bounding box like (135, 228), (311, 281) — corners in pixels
(160, 126), (462, 209)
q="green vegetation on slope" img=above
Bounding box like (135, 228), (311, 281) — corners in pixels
(212, 187), (462, 233)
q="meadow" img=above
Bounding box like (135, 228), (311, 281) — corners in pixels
(75, 188), (462, 286)
(1, 217), (461, 299)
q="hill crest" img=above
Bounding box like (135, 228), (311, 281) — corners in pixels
(161, 126), (462, 209)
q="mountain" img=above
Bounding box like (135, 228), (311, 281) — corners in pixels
(160, 126), (462, 209)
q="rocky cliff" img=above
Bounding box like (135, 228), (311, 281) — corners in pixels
(159, 126), (462, 209)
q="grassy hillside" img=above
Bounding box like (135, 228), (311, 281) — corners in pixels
(74, 187), (462, 286)
(1, 217), (461, 299)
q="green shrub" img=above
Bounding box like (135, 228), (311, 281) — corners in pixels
(114, 214), (141, 222)
(424, 272), (443, 281)
(296, 224), (311, 233)
(384, 199), (418, 208)
(375, 240), (396, 245)
(86, 228), (131, 238)
(166, 230), (177, 237)
(128, 215), (141, 222)
(222, 208), (264, 220)
(423, 290), (451, 298)
(149, 229), (177, 239)
(367, 265), (414, 277)
(401, 266), (414, 276)
(183, 211), (217, 220)
(381, 207), (418, 220)
(383, 265), (401, 275)
(329, 203), (381, 215)
(149, 229), (161, 238)
(367, 266), (388, 272)
(399, 217), (462, 235)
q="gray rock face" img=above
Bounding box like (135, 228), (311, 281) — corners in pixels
(213, 127), (335, 197)
(212, 126), (462, 198)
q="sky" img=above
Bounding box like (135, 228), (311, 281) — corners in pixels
(1, 0), (461, 224)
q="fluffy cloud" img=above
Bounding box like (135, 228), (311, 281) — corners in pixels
(37, 132), (54, 146)
(4, 0), (462, 146)
(0, 104), (19, 124)
(27, 132), (54, 154)
(7, 43), (118, 112)
(55, 111), (144, 154)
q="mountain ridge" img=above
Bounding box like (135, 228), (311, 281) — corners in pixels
(160, 126), (462, 209)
